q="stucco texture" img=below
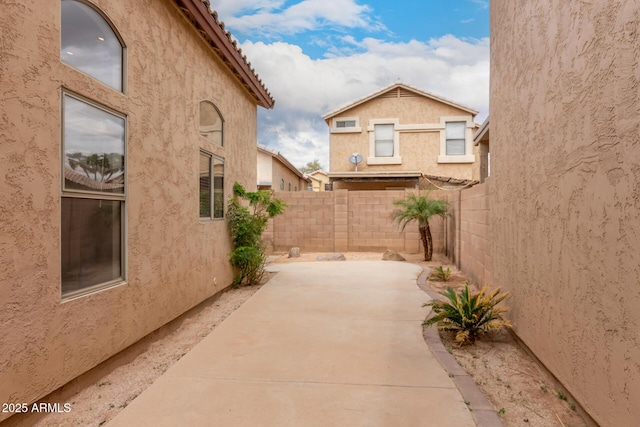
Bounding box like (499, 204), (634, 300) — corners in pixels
(0, 0), (260, 417)
(491, 1), (640, 425)
(329, 95), (477, 180)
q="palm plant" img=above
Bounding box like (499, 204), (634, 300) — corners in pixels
(424, 283), (511, 345)
(391, 193), (448, 261)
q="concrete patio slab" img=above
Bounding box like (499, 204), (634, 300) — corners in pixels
(108, 261), (476, 427)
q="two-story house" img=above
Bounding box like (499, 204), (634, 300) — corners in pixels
(324, 82), (479, 190)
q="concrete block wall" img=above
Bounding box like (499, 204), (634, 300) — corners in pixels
(457, 181), (492, 287)
(268, 191), (335, 252)
(267, 189), (444, 254)
(266, 187), (491, 290)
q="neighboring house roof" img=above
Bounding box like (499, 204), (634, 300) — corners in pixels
(328, 171), (423, 180)
(423, 174), (478, 188)
(307, 170), (329, 179)
(474, 116), (490, 146)
(305, 174), (324, 183)
(258, 145), (309, 181)
(174, 0), (274, 108)
(323, 81), (478, 120)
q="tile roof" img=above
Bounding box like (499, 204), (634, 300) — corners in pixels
(174, 0), (274, 108)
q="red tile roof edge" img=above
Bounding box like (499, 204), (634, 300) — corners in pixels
(175, 0), (274, 108)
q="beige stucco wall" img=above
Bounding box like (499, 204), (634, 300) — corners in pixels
(271, 159), (306, 191)
(256, 150), (273, 185)
(0, 0), (260, 418)
(309, 172), (329, 191)
(491, 1), (640, 425)
(329, 96), (476, 179)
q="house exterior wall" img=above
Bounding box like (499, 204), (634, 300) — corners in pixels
(0, 0), (259, 417)
(256, 150), (273, 185)
(272, 159), (306, 191)
(308, 172), (329, 191)
(329, 95), (477, 180)
(491, 1), (640, 424)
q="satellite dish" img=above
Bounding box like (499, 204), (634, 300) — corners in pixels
(349, 152), (363, 171)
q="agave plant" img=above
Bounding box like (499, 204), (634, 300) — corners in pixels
(424, 283), (511, 345)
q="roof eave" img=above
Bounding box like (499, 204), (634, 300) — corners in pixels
(174, 0), (274, 109)
(323, 82), (478, 119)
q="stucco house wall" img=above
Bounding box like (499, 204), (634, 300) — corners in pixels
(325, 83), (479, 182)
(491, 1), (640, 425)
(257, 145), (307, 191)
(271, 159), (306, 192)
(0, 0), (271, 418)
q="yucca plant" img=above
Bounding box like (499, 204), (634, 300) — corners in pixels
(430, 266), (451, 281)
(424, 283), (511, 345)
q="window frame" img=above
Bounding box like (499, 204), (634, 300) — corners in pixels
(60, 0), (127, 93)
(438, 116), (475, 164)
(60, 89), (127, 300)
(199, 150), (225, 221)
(198, 100), (224, 147)
(330, 117), (361, 133)
(367, 118), (402, 165)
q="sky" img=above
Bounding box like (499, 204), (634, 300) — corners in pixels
(212, 0), (490, 171)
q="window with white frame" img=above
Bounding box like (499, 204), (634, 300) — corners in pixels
(446, 122), (466, 155)
(61, 0), (125, 92)
(330, 117), (361, 133)
(374, 124), (394, 157)
(438, 117), (475, 164)
(61, 92), (126, 297)
(200, 151), (224, 220)
(366, 119), (401, 165)
(336, 120), (356, 128)
(199, 100), (224, 146)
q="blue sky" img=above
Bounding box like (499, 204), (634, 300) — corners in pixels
(213, 0), (490, 170)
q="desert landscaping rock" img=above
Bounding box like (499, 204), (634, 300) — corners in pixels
(382, 249), (406, 261)
(288, 247), (300, 258)
(316, 253), (346, 261)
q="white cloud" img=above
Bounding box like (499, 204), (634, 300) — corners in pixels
(243, 36), (489, 170)
(468, 0), (489, 9)
(212, 0), (385, 36)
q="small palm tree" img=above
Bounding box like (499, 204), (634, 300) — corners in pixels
(391, 193), (448, 261)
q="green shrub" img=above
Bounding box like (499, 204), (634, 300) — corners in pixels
(430, 266), (451, 281)
(423, 283), (511, 345)
(227, 183), (287, 286)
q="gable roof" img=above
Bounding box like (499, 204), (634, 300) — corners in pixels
(257, 145), (309, 181)
(308, 170), (329, 178)
(473, 116), (490, 146)
(323, 82), (478, 120)
(174, 0), (274, 108)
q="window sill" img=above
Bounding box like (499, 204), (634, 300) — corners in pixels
(367, 156), (402, 165)
(199, 217), (225, 222)
(61, 278), (127, 303)
(437, 155), (475, 164)
(330, 127), (362, 133)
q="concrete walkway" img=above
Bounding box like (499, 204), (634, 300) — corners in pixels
(108, 261), (475, 426)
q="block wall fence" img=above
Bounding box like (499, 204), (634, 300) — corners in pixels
(263, 182), (492, 290)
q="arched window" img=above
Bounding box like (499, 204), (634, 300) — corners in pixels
(199, 101), (224, 146)
(61, 0), (125, 91)
(280, 179), (284, 190)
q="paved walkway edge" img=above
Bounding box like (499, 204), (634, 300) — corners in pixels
(417, 269), (505, 427)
